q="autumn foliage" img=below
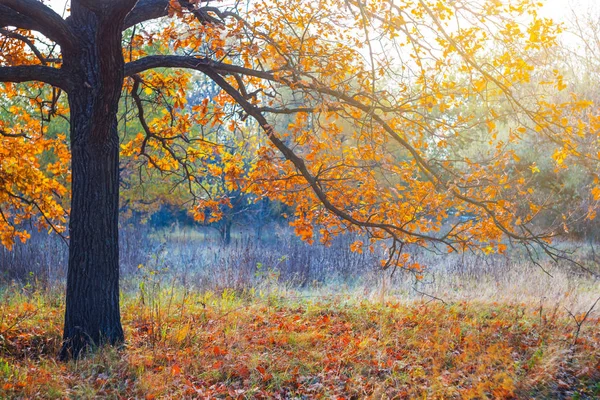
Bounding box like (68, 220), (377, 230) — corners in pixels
(1, 0), (599, 267)
(1, 286), (599, 399)
(0, 91), (69, 249)
(2, 0), (600, 387)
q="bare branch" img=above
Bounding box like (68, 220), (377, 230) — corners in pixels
(123, 0), (225, 30)
(257, 106), (334, 114)
(0, 0), (75, 50)
(124, 0), (170, 29)
(125, 55), (273, 80)
(0, 65), (66, 89)
(73, 0), (139, 20)
(0, 129), (27, 138)
(0, 6), (38, 31)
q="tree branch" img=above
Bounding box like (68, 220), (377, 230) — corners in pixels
(0, 28), (59, 66)
(74, 0), (139, 20)
(125, 55), (274, 80)
(0, 129), (27, 138)
(124, 0), (170, 29)
(123, 0), (224, 30)
(0, 0), (75, 50)
(124, 54), (565, 263)
(0, 65), (66, 89)
(0, 6), (38, 31)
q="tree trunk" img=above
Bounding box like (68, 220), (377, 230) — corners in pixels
(59, 8), (125, 360)
(254, 223), (263, 241)
(224, 219), (232, 245)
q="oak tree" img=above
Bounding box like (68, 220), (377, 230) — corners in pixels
(1, 0), (596, 359)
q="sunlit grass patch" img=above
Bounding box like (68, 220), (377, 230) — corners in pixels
(0, 286), (599, 399)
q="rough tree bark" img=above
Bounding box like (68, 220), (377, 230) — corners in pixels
(0, 0), (194, 360)
(58, 2), (134, 360)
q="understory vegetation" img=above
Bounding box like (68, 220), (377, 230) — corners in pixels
(1, 284), (599, 399)
(1, 226), (599, 399)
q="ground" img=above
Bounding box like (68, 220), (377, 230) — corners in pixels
(1, 283), (599, 399)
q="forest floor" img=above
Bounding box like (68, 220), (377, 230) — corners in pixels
(1, 282), (599, 399)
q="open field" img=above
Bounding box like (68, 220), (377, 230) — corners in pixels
(1, 228), (600, 399)
(1, 285), (599, 399)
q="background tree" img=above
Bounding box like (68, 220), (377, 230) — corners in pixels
(1, 0), (597, 359)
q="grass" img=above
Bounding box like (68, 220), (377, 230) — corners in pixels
(0, 281), (599, 399)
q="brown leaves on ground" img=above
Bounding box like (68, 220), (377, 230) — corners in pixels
(0, 289), (599, 399)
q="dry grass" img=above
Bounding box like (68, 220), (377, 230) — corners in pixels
(1, 227), (599, 398)
(0, 278), (599, 399)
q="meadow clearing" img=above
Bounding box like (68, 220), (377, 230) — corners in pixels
(1, 227), (599, 399)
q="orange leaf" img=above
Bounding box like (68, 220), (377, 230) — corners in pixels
(171, 364), (181, 376)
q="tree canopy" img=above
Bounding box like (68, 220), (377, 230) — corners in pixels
(1, 0), (599, 357)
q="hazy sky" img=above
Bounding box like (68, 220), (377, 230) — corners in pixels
(43, 0), (600, 31)
(44, 0), (596, 21)
(541, 0), (597, 21)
